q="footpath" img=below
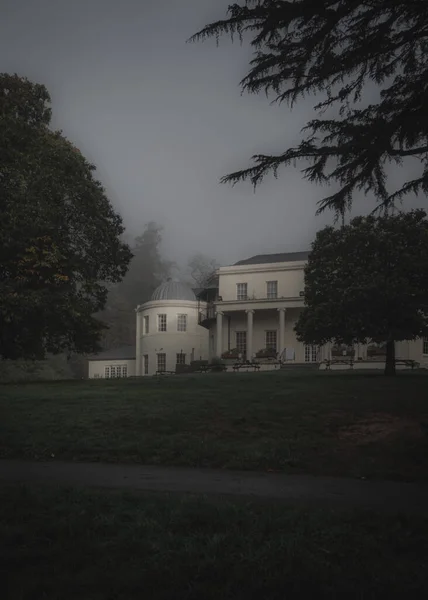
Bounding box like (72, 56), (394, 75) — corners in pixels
(1, 459), (428, 514)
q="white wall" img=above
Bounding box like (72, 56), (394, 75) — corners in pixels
(137, 299), (209, 375)
(218, 262), (305, 301)
(397, 339), (428, 367)
(88, 359), (136, 379)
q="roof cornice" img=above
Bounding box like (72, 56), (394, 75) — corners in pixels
(136, 299), (206, 312)
(219, 262), (306, 275)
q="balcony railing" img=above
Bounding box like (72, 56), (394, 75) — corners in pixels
(220, 294), (304, 302)
(198, 303), (216, 327)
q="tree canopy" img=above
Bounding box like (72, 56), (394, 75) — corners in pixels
(0, 74), (132, 360)
(294, 210), (428, 375)
(187, 253), (219, 288)
(100, 222), (174, 349)
(190, 0), (428, 217)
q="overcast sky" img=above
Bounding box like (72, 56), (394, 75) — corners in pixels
(1, 0), (425, 269)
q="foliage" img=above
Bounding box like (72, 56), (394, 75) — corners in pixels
(221, 348), (240, 359)
(0, 353), (84, 383)
(0, 359), (43, 383)
(187, 253), (219, 287)
(367, 342), (387, 358)
(295, 210), (428, 374)
(331, 344), (355, 358)
(210, 355), (224, 364)
(0, 74), (132, 360)
(210, 355), (225, 367)
(99, 222), (173, 349)
(190, 0), (428, 217)
(255, 347), (277, 358)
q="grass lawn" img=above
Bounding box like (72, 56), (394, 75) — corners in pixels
(1, 371), (428, 480)
(2, 484), (428, 599)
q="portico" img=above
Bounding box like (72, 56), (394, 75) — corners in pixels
(214, 304), (305, 361)
(198, 250), (330, 364)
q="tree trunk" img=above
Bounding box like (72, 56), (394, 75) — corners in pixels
(384, 340), (396, 376)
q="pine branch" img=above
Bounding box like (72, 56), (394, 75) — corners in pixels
(190, 0), (428, 214)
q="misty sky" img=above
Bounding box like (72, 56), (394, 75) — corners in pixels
(1, 0), (425, 270)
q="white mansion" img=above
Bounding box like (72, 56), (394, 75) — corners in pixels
(88, 251), (428, 377)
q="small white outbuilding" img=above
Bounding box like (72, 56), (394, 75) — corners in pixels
(87, 345), (136, 379)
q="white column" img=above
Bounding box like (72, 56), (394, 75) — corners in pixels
(246, 309), (254, 361)
(135, 307), (142, 376)
(216, 311), (223, 358)
(278, 308), (286, 357)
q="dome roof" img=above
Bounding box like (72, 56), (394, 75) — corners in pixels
(151, 279), (196, 302)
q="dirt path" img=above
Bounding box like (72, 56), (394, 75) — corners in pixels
(1, 459), (428, 513)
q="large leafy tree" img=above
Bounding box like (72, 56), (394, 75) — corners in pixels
(190, 0), (428, 217)
(294, 210), (428, 375)
(0, 74), (132, 360)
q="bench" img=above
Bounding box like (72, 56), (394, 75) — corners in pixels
(232, 362), (261, 372)
(154, 370), (176, 376)
(324, 359), (354, 370)
(395, 359), (419, 369)
(198, 364), (227, 373)
(325, 358), (419, 371)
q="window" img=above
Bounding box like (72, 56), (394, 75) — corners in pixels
(157, 353), (166, 372)
(424, 338), (428, 355)
(144, 315), (149, 334)
(266, 280), (278, 299)
(265, 330), (277, 351)
(305, 345), (318, 362)
(158, 314), (167, 332)
(143, 354), (149, 375)
(105, 365), (127, 378)
(176, 353), (186, 365)
(237, 283), (248, 300)
(236, 331), (247, 359)
(177, 314), (187, 332)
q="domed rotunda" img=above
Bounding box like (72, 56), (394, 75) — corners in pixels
(135, 279), (209, 376)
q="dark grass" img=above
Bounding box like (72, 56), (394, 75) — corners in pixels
(1, 484), (428, 599)
(1, 370), (428, 480)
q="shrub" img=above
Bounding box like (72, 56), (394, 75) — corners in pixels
(221, 348), (239, 359)
(255, 348), (277, 359)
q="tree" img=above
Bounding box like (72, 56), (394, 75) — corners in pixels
(0, 74), (132, 360)
(100, 222), (174, 348)
(189, 1), (428, 218)
(294, 210), (428, 375)
(187, 253), (219, 288)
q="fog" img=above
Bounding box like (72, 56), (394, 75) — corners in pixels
(1, 0), (425, 268)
